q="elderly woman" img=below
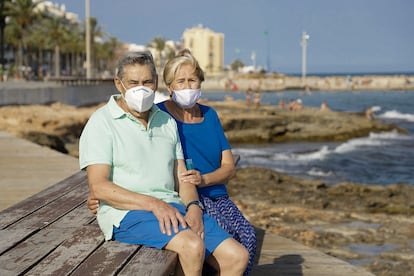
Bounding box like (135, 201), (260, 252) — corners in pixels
(158, 49), (256, 275)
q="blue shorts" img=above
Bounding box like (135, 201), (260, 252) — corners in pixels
(113, 203), (231, 257)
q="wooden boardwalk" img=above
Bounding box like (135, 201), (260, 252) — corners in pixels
(0, 131), (79, 210)
(0, 131), (374, 275)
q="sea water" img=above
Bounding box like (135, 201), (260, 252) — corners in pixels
(203, 90), (414, 186)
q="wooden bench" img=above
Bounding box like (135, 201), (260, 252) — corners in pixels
(0, 171), (178, 276)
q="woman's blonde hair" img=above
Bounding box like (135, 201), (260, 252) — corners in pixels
(163, 49), (205, 87)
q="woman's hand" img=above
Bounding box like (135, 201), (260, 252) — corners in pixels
(87, 194), (99, 216)
(180, 169), (202, 186)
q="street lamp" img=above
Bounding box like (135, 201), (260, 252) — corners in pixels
(301, 31), (310, 83)
(264, 30), (270, 73)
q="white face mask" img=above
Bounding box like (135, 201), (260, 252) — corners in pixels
(121, 82), (155, 113)
(172, 89), (201, 109)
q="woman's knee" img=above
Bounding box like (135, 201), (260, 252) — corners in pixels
(230, 243), (249, 267)
(212, 238), (249, 271)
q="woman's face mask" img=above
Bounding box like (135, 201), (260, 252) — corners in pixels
(172, 89), (202, 109)
(120, 81), (155, 112)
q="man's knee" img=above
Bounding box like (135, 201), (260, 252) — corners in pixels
(167, 230), (205, 258)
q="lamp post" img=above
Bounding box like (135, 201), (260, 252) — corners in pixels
(85, 0), (91, 79)
(301, 31), (310, 84)
(264, 30), (270, 73)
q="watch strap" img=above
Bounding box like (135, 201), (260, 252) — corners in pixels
(186, 200), (204, 212)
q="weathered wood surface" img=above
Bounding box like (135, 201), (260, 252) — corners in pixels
(0, 171), (177, 276)
(252, 229), (374, 275)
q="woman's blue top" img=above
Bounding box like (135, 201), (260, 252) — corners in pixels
(157, 101), (231, 198)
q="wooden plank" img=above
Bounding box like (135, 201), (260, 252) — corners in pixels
(0, 227), (37, 255)
(0, 184), (90, 255)
(0, 205), (94, 273)
(118, 246), (178, 276)
(0, 171), (87, 228)
(0, 226), (77, 275)
(71, 241), (141, 276)
(25, 224), (104, 275)
(251, 233), (374, 276)
(6, 180), (88, 230)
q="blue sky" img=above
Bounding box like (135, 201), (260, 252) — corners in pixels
(53, 0), (413, 74)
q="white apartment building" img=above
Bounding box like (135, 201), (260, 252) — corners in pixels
(182, 25), (224, 76)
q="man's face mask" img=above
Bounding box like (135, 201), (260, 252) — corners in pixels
(120, 81), (155, 112)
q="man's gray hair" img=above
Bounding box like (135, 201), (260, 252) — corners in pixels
(116, 51), (157, 80)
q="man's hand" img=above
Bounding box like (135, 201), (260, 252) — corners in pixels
(150, 199), (188, 236)
(87, 194), (99, 216)
(185, 205), (204, 239)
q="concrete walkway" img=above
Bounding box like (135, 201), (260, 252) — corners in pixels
(0, 130), (374, 275)
(0, 131), (79, 211)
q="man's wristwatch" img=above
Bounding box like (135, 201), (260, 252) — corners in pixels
(186, 200), (205, 212)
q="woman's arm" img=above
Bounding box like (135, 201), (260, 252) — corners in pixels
(176, 159), (204, 237)
(200, 149), (236, 187)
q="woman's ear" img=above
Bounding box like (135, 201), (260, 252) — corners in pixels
(154, 75), (159, 92)
(166, 86), (173, 97)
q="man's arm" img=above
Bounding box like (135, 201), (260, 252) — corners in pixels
(87, 163), (187, 235)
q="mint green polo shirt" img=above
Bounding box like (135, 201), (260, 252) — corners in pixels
(79, 94), (184, 240)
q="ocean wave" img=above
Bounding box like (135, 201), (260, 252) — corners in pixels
(335, 137), (388, 153)
(307, 167), (334, 177)
(377, 110), (414, 122)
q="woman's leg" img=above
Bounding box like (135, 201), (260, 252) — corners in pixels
(202, 195), (257, 275)
(206, 238), (249, 276)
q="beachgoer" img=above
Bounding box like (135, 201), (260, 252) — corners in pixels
(80, 51), (248, 275)
(293, 99), (303, 111)
(288, 99), (295, 111)
(320, 100), (330, 112)
(246, 87), (252, 106)
(253, 90), (261, 108)
(278, 98), (286, 109)
(159, 49), (257, 275)
(366, 107), (373, 120)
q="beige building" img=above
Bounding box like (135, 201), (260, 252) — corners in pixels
(182, 25), (224, 76)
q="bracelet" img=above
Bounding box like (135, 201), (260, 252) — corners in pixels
(186, 200), (205, 212)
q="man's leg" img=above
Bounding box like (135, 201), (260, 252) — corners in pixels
(165, 229), (205, 276)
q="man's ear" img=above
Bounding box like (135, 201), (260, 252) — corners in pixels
(114, 77), (123, 93)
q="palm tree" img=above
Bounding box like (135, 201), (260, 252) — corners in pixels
(95, 36), (120, 77)
(4, 0), (43, 77)
(26, 19), (49, 79)
(43, 15), (70, 78)
(148, 36), (166, 70)
(62, 26), (85, 76)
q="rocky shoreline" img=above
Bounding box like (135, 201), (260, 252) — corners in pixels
(0, 100), (413, 275)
